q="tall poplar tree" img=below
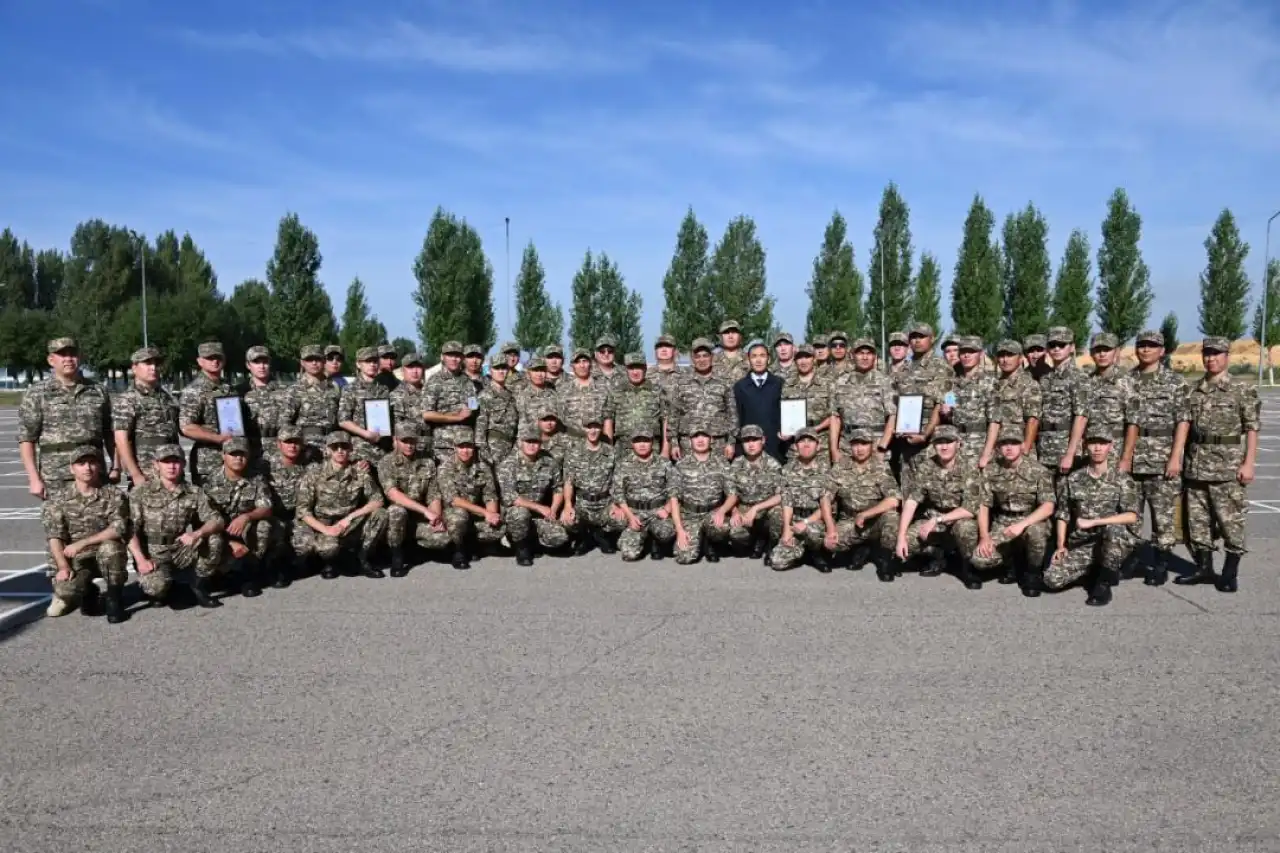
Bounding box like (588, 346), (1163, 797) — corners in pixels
(805, 210), (863, 340)
(265, 213), (338, 362)
(569, 250), (642, 354)
(1001, 203), (1051, 341)
(1197, 208), (1251, 339)
(707, 215), (774, 341)
(1050, 229), (1093, 347)
(950, 194), (1004, 343)
(411, 207), (497, 363)
(660, 208), (713, 346)
(911, 251), (942, 334)
(1096, 188), (1153, 341)
(863, 182), (914, 348)
(512, 241), (563, 354)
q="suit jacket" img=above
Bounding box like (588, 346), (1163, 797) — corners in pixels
(733, 373), (784, 462)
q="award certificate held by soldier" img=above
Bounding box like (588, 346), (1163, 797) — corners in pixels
(895, 394), (924, 435)
(780, 399), (807, 436)
(215, 396), (245, 436)
(364, 399), (392, 436)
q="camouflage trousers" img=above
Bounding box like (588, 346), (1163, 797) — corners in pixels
(969, 516), (1051, 572)
(1044, 526), (1138, 590)
(899, 516), (981, 561)
(386, 506), (451, 550)
(188, 444), (223, 487)
(443, 508), (505, 548)
(222, 519), (275, 562)
(726, 507), (781, 549)
(769, 516), (826, 569)
(618, 509), (676, 561)
(830, 510), (900, 553)
(505, 506), (570, 549)
(896, 441), (929, 497)
(49, 540), (129, 605)
(1184, 478), (1248, 555)
(1132, 473), (1183, 552)
(292, 511), (386, 561)
(565, 499), (624, 535)
(137, 534), (226, 599)
(674, 508), (731, 564)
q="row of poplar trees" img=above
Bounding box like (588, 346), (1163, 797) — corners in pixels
(1, 188), (1275, 380)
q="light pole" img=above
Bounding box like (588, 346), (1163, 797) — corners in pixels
(138, 236), (149, 347)
(1260, 210), (1280, 385)
(505, 217), (512, 339)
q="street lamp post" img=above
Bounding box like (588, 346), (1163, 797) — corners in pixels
(139, 237), (149, 348)
(505, 217), (511, 339)
(1260, 210), (1280, 385)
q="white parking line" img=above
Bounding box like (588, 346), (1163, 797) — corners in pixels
(1250, 501), (1280, 513)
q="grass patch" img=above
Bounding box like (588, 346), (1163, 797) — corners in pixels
(0, 391), (25, 406)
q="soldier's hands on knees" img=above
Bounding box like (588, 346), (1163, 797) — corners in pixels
(854, 511), (869, 528)
(136, 557), (155, 575)
(484, 510), (502, 527)
(230, 541), (249, 559)
(676, 529), (690, 549)
(55, 567), (71, 582)
(1052, 546), (1067, 563)
(823, 528), (838, 550)
(977, 536), (995, 559)
(560, 506), (575, 525)
(918, 519), (937, 540)
(895, 537), (909, 560)
(628, 515), (642, 531)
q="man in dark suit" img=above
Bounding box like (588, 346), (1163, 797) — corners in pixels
(734, 341), (784, 462)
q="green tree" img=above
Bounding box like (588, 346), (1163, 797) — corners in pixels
(805, 210), (863, 340)
(33, 249), (64, 310)
(1051, 229), (1094, 348)
(0, 228), (36, 309)
(391, 336), (415, 356)
(1160, 311), (1180, 369)
(512, 241), (563, 353)
(707, 215), (775, 341)
(0, 307), (53, 381)
(950, 194), (1004, 344)
(911, 251), (942, 334)
(864, 182), (914, 348)
(660, 207), (713, 346)
(137, 231), (225, 372)
(55, 220), (145, 370)
(1252, 259), (1280, 382)
(412, 207), (497, 363)
(569, 250), (643, 354)
(1197, 208), (1251, 339)
(338, 277), (386, 355)
(1001, 203), (1051, 341)
(227, 278), (272, 367)
(265, 213), (338, 364)
(1096, 188), (1153, 341)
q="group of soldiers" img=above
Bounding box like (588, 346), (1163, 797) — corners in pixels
(19, 317), (1259, 625)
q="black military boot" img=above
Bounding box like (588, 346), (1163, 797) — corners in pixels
(649, 538), (666, 561)
(847, 546), (871, 571)
(750, 534), (768, 561)
(320, 558), (340, 579)
(1086, 567), (1115, 606)
(874, 551), (896, 582)
(516, 541), (534, 566)
(919, 549), (945, 577)
(703, 540), (720, 563)
(104, 584), (126, 624)
(1216, 553), (1240, 593)
(1144, 550), (1169, 586)
(360, 552), (384, 579)
(273, 556), (292, 589)
(239, 558), (262, 597)
(190, 577), (222, 608)
(80, 583), (102, 617)
(594, 529), (616, 555)
(573, 531), (593, 556)
(389, 548), (408, 577)
(451, 546), (471, 570)
(811, 550), (831, 573)
(1175, 550), (1215, 585)
(959, 561), (983, 590)
(999, 561), (1018, 584)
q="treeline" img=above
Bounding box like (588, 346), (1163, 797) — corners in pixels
(3, 184), (1275, 381)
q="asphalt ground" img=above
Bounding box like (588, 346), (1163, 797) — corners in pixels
(3, 398), (1280, 851)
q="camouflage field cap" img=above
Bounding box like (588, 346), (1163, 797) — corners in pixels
(526, 356), (547, 371)
(630, 426), (655, 441)
(852, 337), (876, 352)
(909, 323), (935, 338)
(518, 424), (543, 442)
(537, 405), (560, 421)
(1047, 326), (1074, 345)
(440, 341), (464, 355)
(394, 423), (420, 440)
(1202, 336), (1230, 353)
(595, 334), (618, 350)
(654, 333), (677, 348)
(71, 444), (102, 463)
(463, 344), (483, 357)
(958, 336), (983, 352)
(794, 427), (819, 442)
(454, 427), (476, 446)
(1085, 424), (1116, 443)
(996, 424), (1024, 444)
(541, 343), (564, 357)
(500, 341), (521, 354)
(719, 319), (741, 333)
(1090, 332), (1119, 350)
(401, 352), (424, 367)
(488, 353), (508, 368)
(828, 330), (849, 343)
(739, 424), (765, 441)
(47, 336), (78, 354)
(689, 422), (712, 437)
(691, 337), (714, 353)
(888, 330), (909, 345)
(940, 332), (959, 348)
(377, 344), (398, 358)
(278, 425), (302, 442)
(223, 437), (250, 455)
(932, 425), (960, 443)
(583, 414), (604, 427)
(325, 431), (352, 447)
(571, 347), (592, 362)
(849, 427), (876, 444)
(355, 346), (378, 362)
(300, 344), (324, 360)
(1023, 334), (1047, 350)
(197, 341), (224, 358)
(1136, 329), (1165, 347)
(812, 334), (830, 347)
(795, 342), (815, 357)
(154, 444), (184, 462)
(624, 351), (647, 367)
(773, 331), (794, 345)
(131, 345), (162, 363)
(246, 345), (270, 361)
(323, 344), (344, 357)
(995, 339), (1023, 355)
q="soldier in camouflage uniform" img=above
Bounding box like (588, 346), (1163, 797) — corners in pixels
(497, 426), (570, 565)
(893, 426), (983, 586)
(178, 340), (239, 486)
(714, 320), (751, 384)
(724, 425), (784, 562)
(515, 357), (559, 432)
(390, 352), (430, 458)
(462, 344), (487, 395)
(819, 428), (901, 581)
(113, 345), (180, 485)
(649, 334), (686, 407)
(557, 348), (615, 443)
(820, 330), (852, 380)
(669, 338), (738, 460)
(939, 333), (961, 372)
(424, 341), (478, 463)
(781, 342), (835, 465)
(561, 418), (622, 554)
(893, 324), (954, 493)
(612, 427), (679, 561)
(885, 331), (910, 378)
(324, 344), (348, 389)
(436, 428), (504, 569)
(971, 426), (1056, 591)
(203, 437), (275, 597)
(337, 346), (393, 464)
(672, 425), (733, 564)
(378, 424), (449, 576)
(1175, 336), (1260, 592)
(943, 336), (999, 468)
(239, 345), (287, 469)
(295, 431), (387, 579)
(828, 338), (895, 463)
(534, 407), (572, 464)
(770, 428), (831, 571)
(262, 425), (315, 587)
(284, 345), (342, 454)
(1024, 335), (1051, 382)
(1047, 428), (1140, 606)
(127, 444), (226, 608)
(20, 336), (117, 499)
(1037, 327), (1090, 483)
(42, 445), (131, 623)
(375, 344), (401, 392)
(474, 354), (520, 465)
(542, 343), (566, 388)
(500, 342), (526, 393)
(992, 340), (1042, 455)
(609, 351), (666, 458)
(1084, 332), (1131, 464)
(771, 332), (797, 382)
(1120, 329), (1191, 586)
(812, 334), (830, 368)
(590, 334), (628, 391)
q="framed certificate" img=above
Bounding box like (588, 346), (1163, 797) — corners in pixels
(780, 399), (808, 435)
(894, 394), (924, 435)
(364, 399), (392, 436)
(214, 396), (245, 436)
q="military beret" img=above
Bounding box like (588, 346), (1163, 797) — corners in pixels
(1136, 329), (1165, 347)
(571, 347), (592, 362)
(1090, 332), (1119, 350)
(488, 353), (508, 368)
(356, 346), (378, 362)
(131, 345), (162, 363)
(300, 344), (324, 360)
(325, 431), (353, 447)
(70, 444), (102, 463)
(401, 352), (424, 367)
(197, 341), (224, 358)
(739, 424), (765, 441)
(932, 425), (960, 443)
(996, 424), (1024, 444)
(959, 336), (983, 352)
(812, 334), (830, 347)
(852, 337), (876, 352)
(537, 405), (560, 421)
(154, 444), (184, 461)
(518, 425), (542, 442)
(500, 341), (521, 354)
(828, 330), (849, 343)
(909, 323), (934, 338)
(719, 319), (742, 333)
(440, 340), (464, 355)
(594, 334), (618, 350)
(888, 331), (909, 345)
(47, 336), (78, 354)
(222, 437), (250, 455)
(1202, 336), (1230, 353)
(773, 331), (794, 345)
(323, 344), (344, 357)
(996, 339), (1023, 355)
(849, 428), (876, 444)
(246, 345), (270, 361)
(1084, 425), (1116, 443)
(1023, 334), (1047, 350)
(691, 337), (714, 353)
(394, 423), (420, 439)
(794, 427), (819, 442)
(795, 342), (815, 357)
(1047, 326), (1074, 345)
(654, 333), (677, 348)
(624, 351), (647, 367)
(454, 427), (476, 446)
(463, 343), (483, 357)
(940, 332), (959, 348)
(541, 343), (564, 357)
(377, 344), (397, 358)
(526, 356), (547, 371)
(630, 426), (655, 441)
(278, 425), (302, 442)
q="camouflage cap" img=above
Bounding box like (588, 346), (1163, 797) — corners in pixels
(959, 336), (983, 352)
(47, 336), (78, 354)
(197, 341), (224, 358)
(719, 319), (741, 333)
(909, 323), (935, 338)
(624, 351), (647, 367)
(688, 422), (712, 437)
(849, 427), (876, 444)
(518, 424), (542, 442)
(300, 344), (324, 360)
(852, 337), (876, 352)
(795, 342), (815, 357)
(1047, 326), (1074, 345)
(70, 444), (102, 463)
(222, 436), (250, 455)
(1084, 424), (1116, 443)
(323, 344), (344, 357)
(654, 333), (677, 348)
(537, 405), (560, 421)
(888, 330), (909, 345)
(630, 426), (655, 441)
(1202, 336), (1230, 353)
(131, 345), (162, 363)
(377, 344), (398, 358)
(394, 423), (420, 440)
(246, 345), (270, 361)
(325, 431), (353, 447)
(154, 444), (184, 462)
(488, 353), (508, 369)
(773, 331), (794, 345)
(739, 424), (765, 441)
(940, 332), (959, 348)
(794, 427), (819, 442)
(541, 343), (564, 357)
(812, 334), (830, 347)
(1136, 329), (1165, 347)
(463, 343), (483, 357)
(1023, 334), (1047, 350)
(995, 339), (1023, 355)
(454, 427), (476, 446)
(1090, 332), (1119, 350)
(278, 425), (302, 442)
(583, 414), (604, 427)
(746, 339), (769, 354)
(570, 347), (592, 362)
(401, 352), (424, 367)
(996, 424), (1024, 444)
(828, 330), (849, 343)
(500, 341), (521, 354)
(356, 346), (378, 362)
(691, 337), (715, 353)
(594, 333), (618, 350)
(441, 340), (464, 355)
(526, 356), (547, 371)
(932, 425), (960, 444)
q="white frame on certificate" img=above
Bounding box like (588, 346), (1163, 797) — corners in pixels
(894, 394), (924, 435)
(364, 399), (392, 436)
(780, 399), (807, 436)
(214, 396), (245, 436)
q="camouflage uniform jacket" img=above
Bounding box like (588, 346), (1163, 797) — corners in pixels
(474, 382), (520, 464)
(906, 456), (981, 517)
(727, 453), (784, 505)
(435, 456), (499, 507)
(771, 359), (798, 383)
(780, 458), (827, 514)
(264, 454), (314, 517)
(1036, 360), (1090, 461)
(818, 359), (854, 382)
(203, 467), (274, 522)
(377, 452), (440, 504)
(239, 378), (287, 441)
(130, 480), (223, 556)
(425, 369), (478, 455)
(540, 432), (570, 464)
(1124, 366), (1190, 476)
(1056, 466), (1138, 543)
(338, 375), (393, 461)
(979, 459), (1054, 518)
(178, 372), (237, 438)
(649, 364), (687, 406)
(283, 374), (341, 441)
(950, 370), (997, 437)
(674, 454), (730, 511)
(556, 376), (615, 437)
(894, 352), (954, 425)
(112, 380), (179, 468)
(993, 370), (1042, 430)
(590, 364), (629, 393)
(390, 381), (429, 443)
(781, 371), (834, 431)
(714, 351), (751, 385)
(828, 370), (893, 433)
(497, 451), (563, 506)
(826, 458), (899, 517)
(43, 484), (131, 545)
(609, 382), (664, 446)
(515, 382), (559, 432)
(1185, 374), (1261, 483)
(296, 461), (383, 522)
(19, 377), (114, 481)
(670, 371), (738, 439)
(886, 360), (909, 379)
(614, 455), (678, 509)
(563, 443), (616, 503)
(1086, 365), (1132, 441)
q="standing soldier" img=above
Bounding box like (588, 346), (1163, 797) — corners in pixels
(496, 427), (569, 565)
(820, 428), (901, 581)
(202, 437), (275, 598)
(178, 340), (238, 486)
(337, 347), (393, 464)
(113, 345), (180, 486)
(885, 331), (910, 377)
(971, 426), (1056, 591)
(42, 445), (131, 623)
(500, 342), (526, 393)
(771, 332), (797, 381)
(474, 355), (519, 465)
(714, 320), (751, 383)
(542, 343), (566, 388)
(1120, 329), (1190, 586)
(939, 333), (961, 372)
(942, 336), (999, 468)
(649, 334), (685, 401)
(19, 336), (117, 499)
(1175, 336), (1259, 592)
(811, 334), (830, 369)
(375, 344), (400, 391)
(1037, 327), (1090, 485)
(672, 425), (733, 564)
(323, 345), (348, 389)
(1024, 335), (1051, 381)
(262, 425), (315, 587)
(724, 425), (784, 562)
(781, 342), (836, 465)
(820, 331), (852, 379)
(893, 324), (954, 491)
(435, 428), (505, 569)
(390, 352), (430, 457)
(610, 352), (665, 457)
(991, 340), (1042, 456)
(240, 345), (286, 468)
(557, 348), (615, 443)
(893, 426), (983, 585)
(462, 344), (487, 394)
(284, 345), (342, 455)
(378, 424), (449, 576)
(611, 427), (679, 561)
(1084, 332), (1131, 463)
(423, 341), (477, 463)
(294, 432), (387, 579)
(668, 338), (738, 461)
(561, 418), (620, 554)
(827, 339), (895, 465)
(514, 357), (559, 432)
(591, 335), (626, 390)
(769, 428), (831, 572)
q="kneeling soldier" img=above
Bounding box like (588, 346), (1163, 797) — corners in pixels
(673, 424), (733, 564)
(1046, 428), (1140, 606)
(560, 418), (621, 554)
(725, 425), (783, 563)
(295, 431), (387, 579)
(972, 426), (1056, 592)
(262, 425), (316, 587)
(770, 428), (831, 571)
(127, 444), (226, 608)
(820, 428), (901, 581)
(612, 427), (678, 561)
(42, 445), (131, 622)
(497, 426), (569, 566)
(378, 424), (449, 576)
(437, 428), (504, 569)
(894, 426), (983, 587)
(203, 437), (275, 598)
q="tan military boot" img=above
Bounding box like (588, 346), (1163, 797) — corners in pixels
(46, 596), (71, 617)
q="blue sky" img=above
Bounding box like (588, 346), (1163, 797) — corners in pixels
(3, 0), (1280, 346)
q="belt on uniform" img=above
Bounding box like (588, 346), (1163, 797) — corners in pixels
(134, 436), (177, 447)
(680, 499), (721, 513)
(1190, 433), (1241, 446)
(627, 498), (669, 511)
(1040, 420), (1066, 431)
(955, 423), (988, 434)
(842, 423), (880, 434)
(301, 426), (328, 437)
(576, 493), (611, 507)
(39, 439), (102, 452)
(487, 429), (514, 444)
(258, 430), (278, 439)
(1137, 427), (1175, 438)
